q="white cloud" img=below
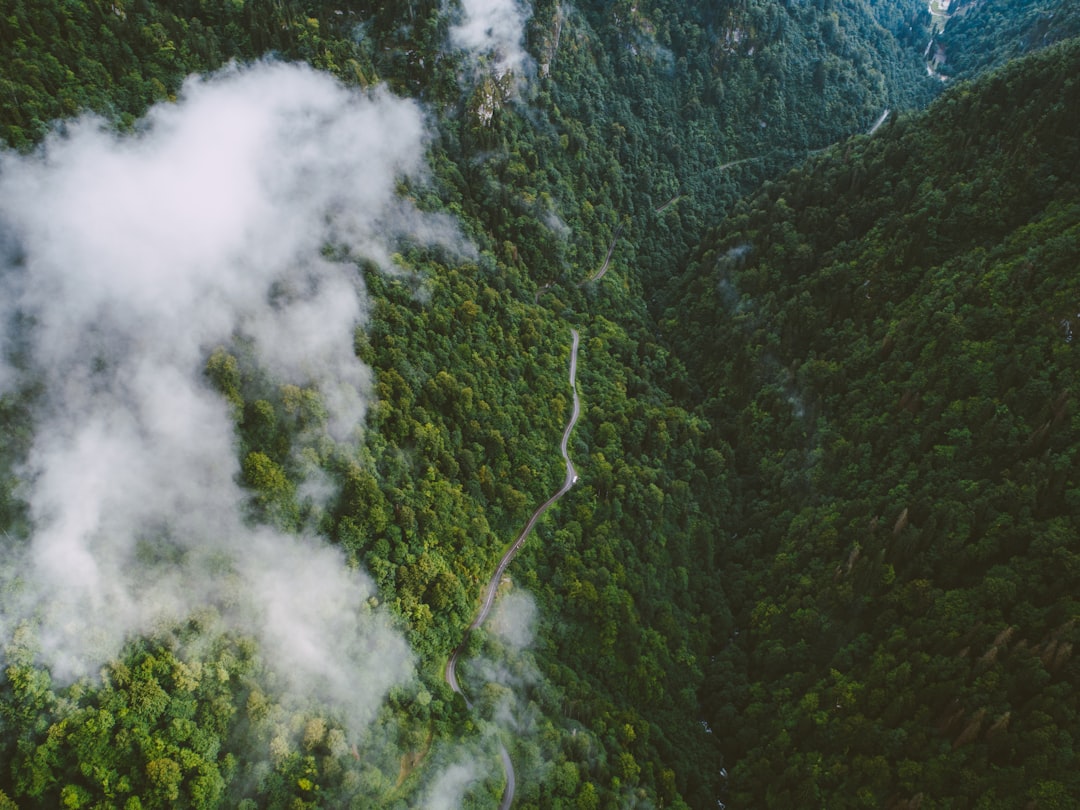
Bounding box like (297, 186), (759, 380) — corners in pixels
(420, 756), (492, 810)
(488, 587), (537, 650)
(449, 0), (534, 78)
(0, 60), (430, 735)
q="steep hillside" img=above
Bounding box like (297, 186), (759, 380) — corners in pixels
(932, 0), (1080, 80)
(527, 0), (940, 295)
(668, 38), (1080, 807)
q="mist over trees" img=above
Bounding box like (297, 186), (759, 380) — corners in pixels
(0, 0), (1076, 808)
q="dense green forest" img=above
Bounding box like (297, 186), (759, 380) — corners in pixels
(668, 37), (1080, 807)
(932, 0), (1080, 80)
(0, 0), (1076, 808)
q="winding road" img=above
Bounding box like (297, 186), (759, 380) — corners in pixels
(868, 108), (891, 135)
(654, 194), (683, 214)
(445, 327), (581, 809)
(717, 154), (766, 172)
(580, 223), (625, 285)
(928, 0), (951, 33)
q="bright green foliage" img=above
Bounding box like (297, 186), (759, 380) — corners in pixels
(0, 620), (430, 808)
(2, 627), (243, 808)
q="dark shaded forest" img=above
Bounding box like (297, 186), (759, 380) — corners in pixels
(668, 37), (1080, 808)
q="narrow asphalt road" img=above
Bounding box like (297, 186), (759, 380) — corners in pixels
(580, 224), (625, 284)
(445, 327), (581, 808)
(654, 194), (682, 214)
(868, 108), (891, 135)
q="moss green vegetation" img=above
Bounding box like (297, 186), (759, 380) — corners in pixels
(1, 0), (1076, 808)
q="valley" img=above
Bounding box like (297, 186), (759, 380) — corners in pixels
(0, 1), (1076, 808)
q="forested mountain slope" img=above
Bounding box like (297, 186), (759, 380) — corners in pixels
(932, 0), (1080, 81)
(667, 38), (1080, 808)
(528, 0), (939, 297)
(0, 0), (1054, 808)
